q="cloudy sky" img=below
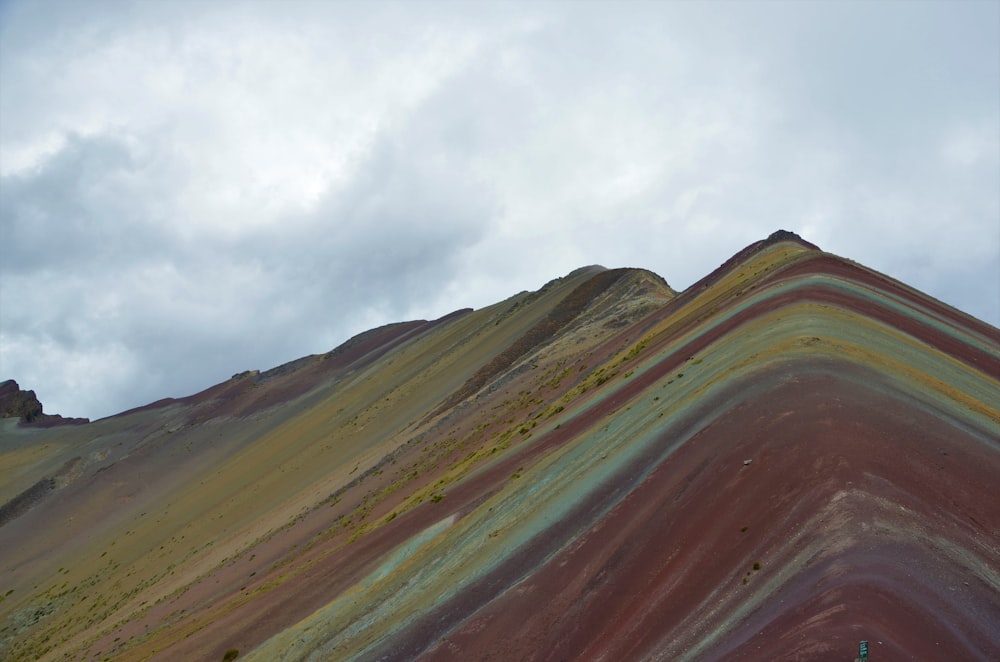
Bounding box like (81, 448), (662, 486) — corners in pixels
(1, 1), (997, 421)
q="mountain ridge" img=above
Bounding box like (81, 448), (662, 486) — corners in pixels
(1, 230), (998, 661)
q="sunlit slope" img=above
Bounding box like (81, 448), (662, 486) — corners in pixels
(1, 231), (997, 661)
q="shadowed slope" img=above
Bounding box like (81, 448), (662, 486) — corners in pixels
(1, 232), (997, 662)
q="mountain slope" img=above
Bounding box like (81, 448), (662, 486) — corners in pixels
(1, 231), (997, 661)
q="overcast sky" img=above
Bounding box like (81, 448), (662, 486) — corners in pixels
(1, 1), (998, 421)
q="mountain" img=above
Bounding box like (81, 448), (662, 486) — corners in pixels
(1, 231), (998, 661)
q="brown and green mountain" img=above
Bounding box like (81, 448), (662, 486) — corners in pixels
(1, 231), (998, 661)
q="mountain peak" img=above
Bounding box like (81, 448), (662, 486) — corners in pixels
(1, 238), (997, 661)
(765, 228), (820, 249)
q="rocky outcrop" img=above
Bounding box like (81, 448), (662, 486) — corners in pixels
(0, 380), (43, 421)
(0, 380), (88, 426)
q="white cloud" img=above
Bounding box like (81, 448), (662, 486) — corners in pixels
(941, 120), (1000, 169)
(1, 0), (997, 419)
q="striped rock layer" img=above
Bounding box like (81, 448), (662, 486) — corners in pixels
(1, 231), (998, 661)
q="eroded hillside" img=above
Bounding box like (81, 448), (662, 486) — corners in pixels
(1, 232), (998, 661)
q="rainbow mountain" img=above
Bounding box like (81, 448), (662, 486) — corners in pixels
(1, 231), (998, 661)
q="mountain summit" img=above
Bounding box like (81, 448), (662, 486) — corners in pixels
(1, 232), (998, 661)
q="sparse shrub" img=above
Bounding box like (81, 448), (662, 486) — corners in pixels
(624, 339), (648, 361)
(223, 649), (239, 661)
(753, 562), (761, 571)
